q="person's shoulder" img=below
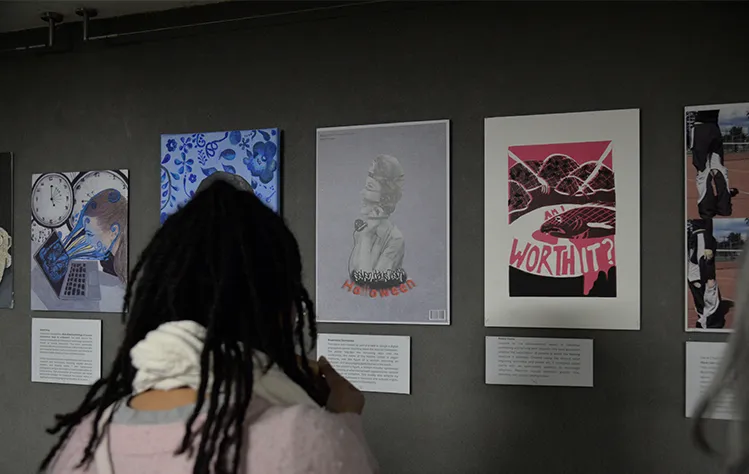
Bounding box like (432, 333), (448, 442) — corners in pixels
(48, 417), (95, 473)
(253, 405), (376, 473)
(388, 224), (404, 245)
(258, 404), (352, 439)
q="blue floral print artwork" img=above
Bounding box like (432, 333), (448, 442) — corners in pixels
(160, 129), (280, 224)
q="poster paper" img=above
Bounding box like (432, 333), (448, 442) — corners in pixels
(507, 141), (616, 297)
(31, 318), (102, 385)
(317, 333), (410, 394)
(160, 129), (280, 223)
(485, 109), (640, 329)
(316, 121), (450, 324)
(31, 170), (129, 313)
(485, 336), (593, 387)
(685, 341), (736, 420)
(0, 153), (13, 309)
(685, 103), (749, 332)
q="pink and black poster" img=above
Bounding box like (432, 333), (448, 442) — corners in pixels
(508, 141), (616, 298)
(485, 110), (640, 330)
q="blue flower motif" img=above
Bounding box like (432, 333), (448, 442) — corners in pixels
(179, 136), (194, 153)
(189, 174), (197, 183)
(166, 139), (177, 152)
(243, 141), (278, 184)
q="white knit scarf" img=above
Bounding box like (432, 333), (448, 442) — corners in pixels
(93, 320), (317, 473)
(130, 320), (317, 405)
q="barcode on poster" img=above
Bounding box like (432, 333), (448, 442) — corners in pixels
(429, 310), (447, 321)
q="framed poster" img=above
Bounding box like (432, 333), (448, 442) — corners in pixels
(316, 120), (450, 325)
(685, 103), (749, 332)
(0, 152), (13, 309)
(485, 109), (640, 329)
(30, 170), (129, 313)
(160, 129), (280, 223)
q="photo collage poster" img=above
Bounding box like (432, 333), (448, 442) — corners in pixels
(0, 153), (13, 309)
(316, 120), (450, 325)
(485, 109), (640, 330)
(160, 129), (280, 223)
(685, 103), (749, 332)
(30, 170), (129, 313)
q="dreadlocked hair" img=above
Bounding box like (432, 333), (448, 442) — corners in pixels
(39, 180), (321, 474)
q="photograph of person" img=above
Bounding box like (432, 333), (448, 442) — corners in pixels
(685, 103), (749, 331)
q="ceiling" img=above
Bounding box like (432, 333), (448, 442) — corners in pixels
(0, 1), (226, 33)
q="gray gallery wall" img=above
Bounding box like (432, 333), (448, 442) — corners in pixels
(0, 2), (746, 473)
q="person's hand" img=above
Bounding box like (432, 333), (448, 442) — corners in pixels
(354, 217), (378, 240)
(354, 227), (376, 245)
(704, 249), (714, 260)
(318, 356), (365, 415)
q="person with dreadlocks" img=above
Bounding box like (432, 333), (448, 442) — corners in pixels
(41, 173), (378, 474)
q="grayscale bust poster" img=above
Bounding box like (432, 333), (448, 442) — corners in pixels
(0, 153), (13, 309)
(316, 120), (450, 325)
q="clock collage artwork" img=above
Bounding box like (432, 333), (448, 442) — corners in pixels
(30, 170), (129, 313)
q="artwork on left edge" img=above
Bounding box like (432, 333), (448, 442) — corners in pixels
(30, 170), (129, 313)
(0, 153), (14, 309)
(160, 129), (280, 223)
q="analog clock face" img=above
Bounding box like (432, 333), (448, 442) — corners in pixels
(31, 173), (74, 228)
(68, 170), (129, 229)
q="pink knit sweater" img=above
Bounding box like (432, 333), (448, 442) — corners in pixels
(50, 397), (378, 473)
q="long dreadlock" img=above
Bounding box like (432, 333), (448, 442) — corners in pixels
(39, 180), (321, 474)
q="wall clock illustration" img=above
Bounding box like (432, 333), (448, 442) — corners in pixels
(67, 170), (129, 230)
(31, 173), (74, 228)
